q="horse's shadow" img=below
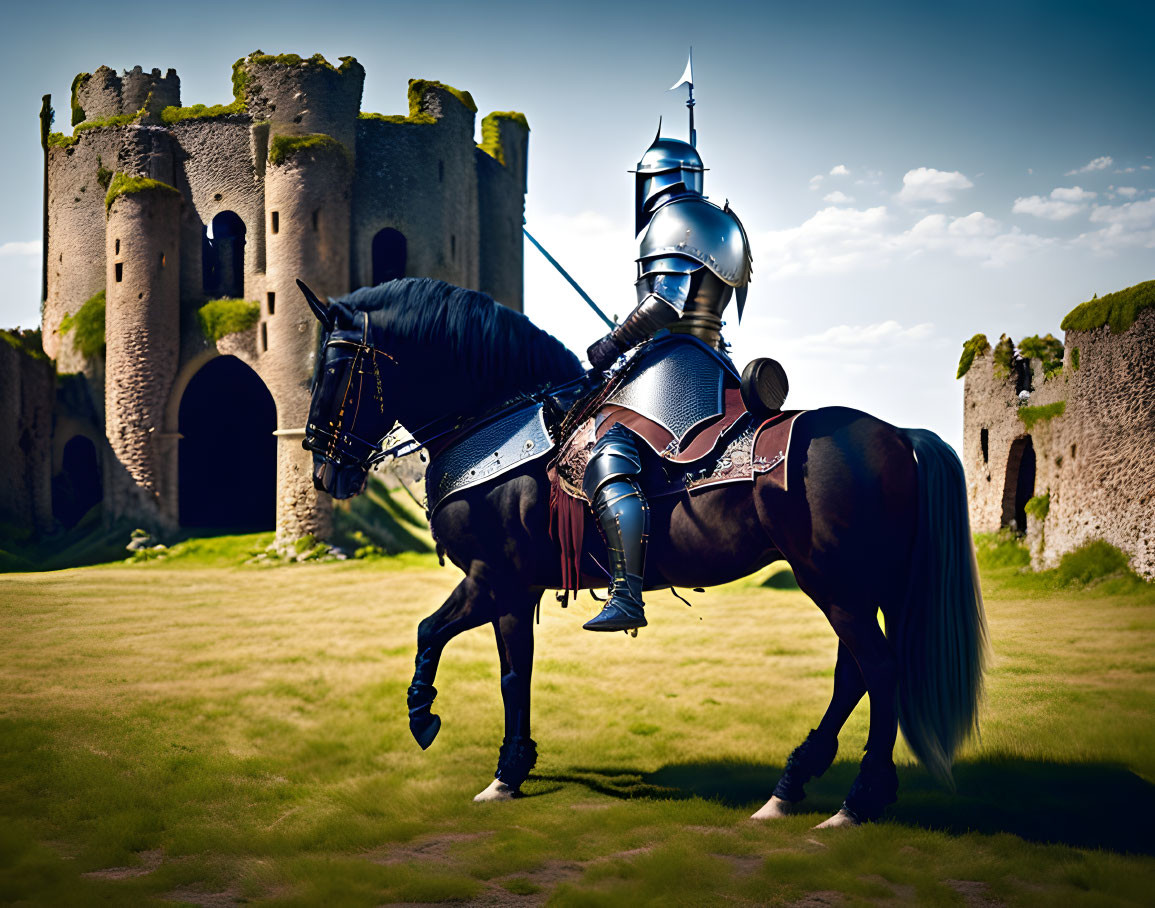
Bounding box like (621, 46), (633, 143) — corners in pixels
(531, 758), (1155, 855)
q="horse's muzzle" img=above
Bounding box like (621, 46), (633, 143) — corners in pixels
(313, 458), (368, 499)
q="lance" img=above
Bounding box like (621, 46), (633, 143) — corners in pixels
(669, 48), (696, 148)
(522, 225), (617, 329)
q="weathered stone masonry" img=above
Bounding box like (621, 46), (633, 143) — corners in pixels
(961, 285), (1155, 579)
(18, 53), (530, 546)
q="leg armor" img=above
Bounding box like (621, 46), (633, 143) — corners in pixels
(581, 424), (650, 632)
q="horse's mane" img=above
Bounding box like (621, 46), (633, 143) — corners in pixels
(337, 279), (583, 398)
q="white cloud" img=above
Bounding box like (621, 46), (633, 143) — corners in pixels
(1089, 197), (1155, 228)
(0, 241), (40, 257)
(822, 190), (855, 204)
(897, 167), (974, 204)
(1066, 155), (1113, 175)
(800, 320), (934, 351)
(1074, 198), (1155, 252)
(1116, 186), (1139, 199)
(1115, 167), (1136, 174)
(755, 205), (1048, 278)
(1012, 195), (1084, 221)
(808, 174), (824, 190)
(1050, 186), (1096, 202)
(829, 164), (850, 177)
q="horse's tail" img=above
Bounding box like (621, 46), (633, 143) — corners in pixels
(886, 428), (988, 786)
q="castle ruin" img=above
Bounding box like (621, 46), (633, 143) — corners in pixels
(4, 52), (529, 549)
(960, 281), (1155, 579)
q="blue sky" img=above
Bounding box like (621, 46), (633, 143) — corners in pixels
(1, 0), (1152, 449)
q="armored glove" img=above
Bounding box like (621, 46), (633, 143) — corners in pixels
(587, 334), (625, 371)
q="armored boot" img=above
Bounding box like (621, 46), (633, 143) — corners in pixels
(582, 425), (650, 632)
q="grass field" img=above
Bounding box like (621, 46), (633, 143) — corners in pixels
(1, 537), (1153, 905)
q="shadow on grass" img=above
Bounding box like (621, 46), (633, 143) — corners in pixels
(534, 757), (1155, 854)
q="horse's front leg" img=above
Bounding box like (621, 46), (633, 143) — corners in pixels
(474, 593), (542, 802)
(408, 575), (500, 749)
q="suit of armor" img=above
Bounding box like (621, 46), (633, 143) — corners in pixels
(582, 136), (752, 632)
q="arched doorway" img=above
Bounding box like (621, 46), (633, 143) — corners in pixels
(178, 356), (275, 530)
(52, 435), (102, 528)
(372, 227), (407, 285)
(1002, 435), (1036, 533)
(203, 211), (247, 299)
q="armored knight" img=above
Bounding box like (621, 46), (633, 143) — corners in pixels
(580, 132), (754, 632)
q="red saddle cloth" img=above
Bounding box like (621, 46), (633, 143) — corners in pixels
(548, 386), (803, 593)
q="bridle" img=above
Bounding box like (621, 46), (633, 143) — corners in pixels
(305, 313), (402, 468)
(305, 313), (472, 471)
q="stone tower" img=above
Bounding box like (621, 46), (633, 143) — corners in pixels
(959, 281), (1155, 579)
(29, 52), (531, 548)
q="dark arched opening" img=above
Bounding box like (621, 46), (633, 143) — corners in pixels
(372, 228), (407, 285)
(52, 435), (102, 528)
(1002, 435), (1036, 533)
(179, 356), (275, 530)
(203, 211), (247, 299)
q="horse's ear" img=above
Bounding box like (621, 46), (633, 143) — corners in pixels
(297, 279), (334, 331)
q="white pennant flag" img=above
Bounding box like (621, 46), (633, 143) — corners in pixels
(669, 49), (694, 91)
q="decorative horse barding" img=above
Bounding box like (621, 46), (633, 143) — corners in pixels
(300, 277), (987, 826)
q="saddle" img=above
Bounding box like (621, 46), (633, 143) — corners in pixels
(548, 377), (802, 593)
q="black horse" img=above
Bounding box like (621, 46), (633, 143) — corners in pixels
(300, 277), (987, 826)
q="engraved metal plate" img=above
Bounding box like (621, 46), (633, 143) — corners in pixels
(605, 341), (725, 442)
(425, 404), (553, 516)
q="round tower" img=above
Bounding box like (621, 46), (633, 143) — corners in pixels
(263, 133), (353, 546)
(239, 53), (364, 149)
(103, 133), (181, 526)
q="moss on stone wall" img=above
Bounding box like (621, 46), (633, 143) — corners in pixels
(197, 299), (260, 342)
(69, 72), (91, 127)
(1019, 333), (1064, 379)
(268, 133), (349, 166)
(1061, 279), (1155, 334)
(95, 157), (113, 191)
(60, 290), (106, 359)
(477, 111), (529, 166)
(104, 173), (180, 213)
(358, 110), (436, 126)
(992, 333), (1014, 378)
(161, 99), (246, 124)
(1018, 400), (1065, 431)
(408, 79), (477, 114)
(1, 329), (48, 362)
(1024, 492), (1050, 522)
(956, 332), (990, 379)
(1070, 347), (1079, 371)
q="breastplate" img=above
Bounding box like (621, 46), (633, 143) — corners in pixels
(604, 338), (728, 442)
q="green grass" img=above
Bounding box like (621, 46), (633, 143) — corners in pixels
(59, 289), (105, 358)
(992, 333), (1014, 378)
(196, 298), (260, 342)
(1018, 400), (1066, 431)
(955, 332), (989, 379)
(1061, 279), (1155, 334)
(1, 545), (1152, 903)
(104, 173), (179, 214)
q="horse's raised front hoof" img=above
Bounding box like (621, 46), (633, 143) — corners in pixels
(814, 808), (859, 829)
(410, 712), (441, 751)
(473, 778), (518, 802)
(750, 795), (800, 821)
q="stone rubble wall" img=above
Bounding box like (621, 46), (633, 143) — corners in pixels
(75, 66), (181, 122)
(962, 307), (1155, 579)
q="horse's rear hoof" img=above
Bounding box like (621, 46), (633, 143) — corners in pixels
(750, 795), (799, 821)
(814, 808), (859, 829)
(473, 778), (518, 802)
(411, 713), (441, 750)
